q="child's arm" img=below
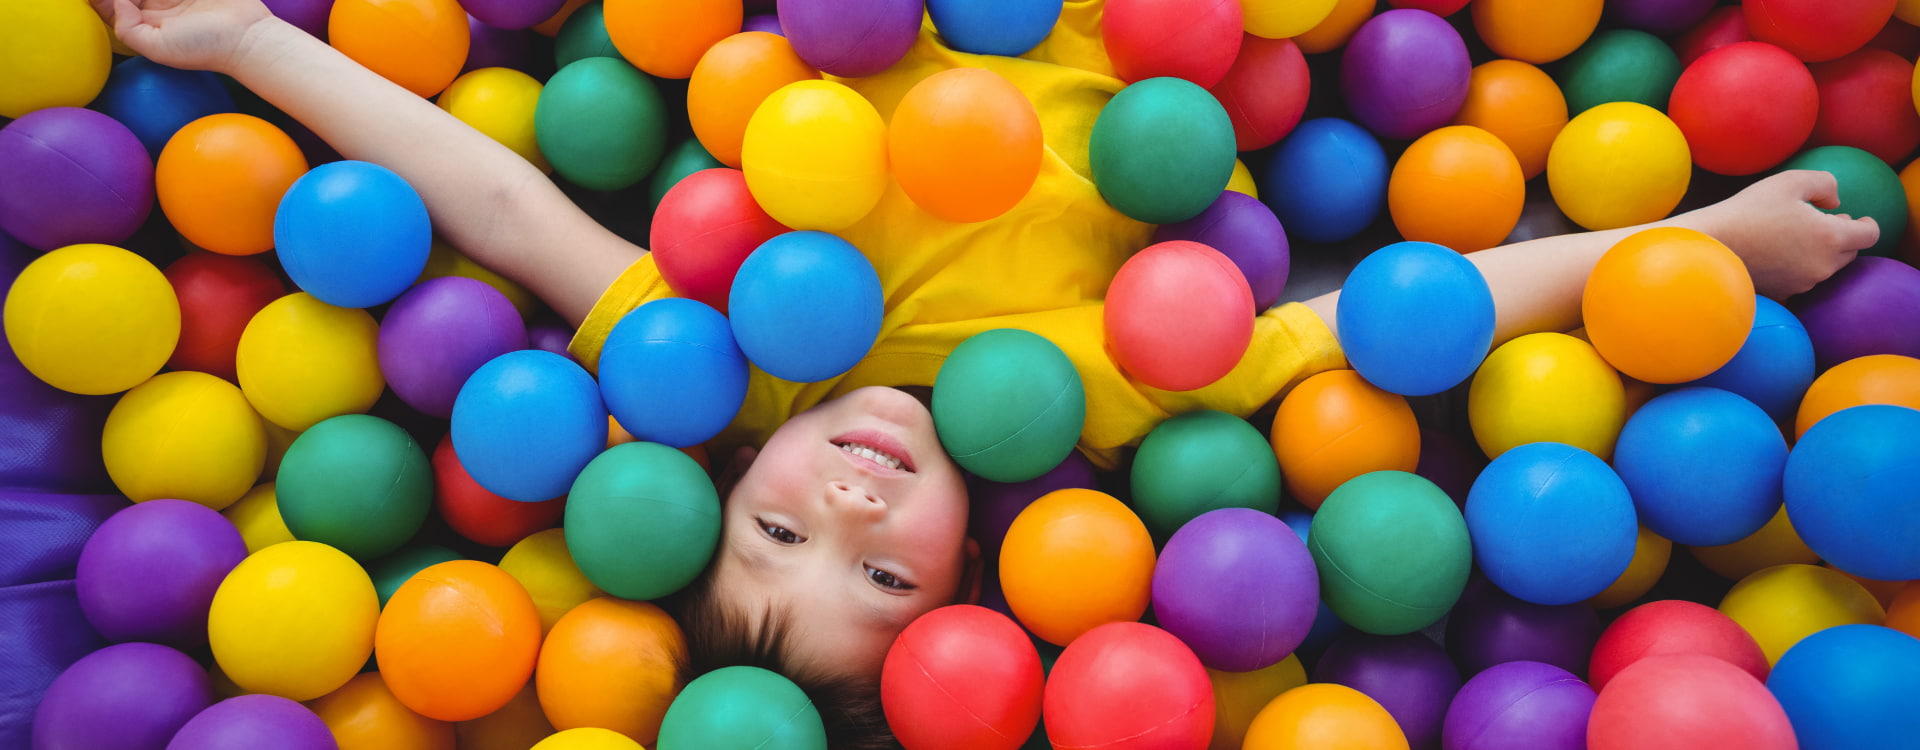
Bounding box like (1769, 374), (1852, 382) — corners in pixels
(94, 0), (639, 326)
(1303, 170), (1882, 343)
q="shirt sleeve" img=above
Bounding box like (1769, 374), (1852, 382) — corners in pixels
(567, 253), (671, 374)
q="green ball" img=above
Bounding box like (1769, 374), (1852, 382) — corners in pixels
(276, 415), (433, 560)
(1307, 470), (1471, 635)
(554, 0), (621, 70)
(535, 56), (668, 192)
(1129, 410), (1281, 540)
(657, 666), (826, 750)
(564, 441), (719, 600)
(932, 329), (1086, 483)
(1089, 76), (1236, 224)
(1784, 145), (1909, 258)
(367, 544), (462, 606)
(1556, 29), (1681, 115)
(649, 137), (724, 213)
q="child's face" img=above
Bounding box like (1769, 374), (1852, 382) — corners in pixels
(708, 386), (976, 680)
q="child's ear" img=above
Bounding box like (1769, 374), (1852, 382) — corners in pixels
(715, 446), (758, 498)
(956, 537), (984, 605)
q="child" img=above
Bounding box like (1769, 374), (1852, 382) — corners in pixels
(95, 0), (1877, 746)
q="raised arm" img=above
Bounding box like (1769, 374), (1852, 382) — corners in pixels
(94, 0), (642, 326)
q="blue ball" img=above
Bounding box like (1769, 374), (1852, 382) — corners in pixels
(1465, 442), (1638, 606)
(94, 57), (237, 158)
(599, 298), (748, 449)
(1613, 387), (1787, 546)
(1768, 624), (1920, 750)
(1281, 509), (1347, 652)
(1337, 241), (1495, 396)
(926, 0), (1062, 56)
(273, 161), (432, 309)
(451, 350), (609, 502)
(1692, 297), (1816, 423)
(1784, 404), (1920, 581)
(728, 231), (883, 383)
(1260, 117), (1389, 244)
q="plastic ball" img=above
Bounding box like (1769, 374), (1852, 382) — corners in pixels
(1209, 37), (1310, 153)
(1614, 388), (1787, 546)
(1238, 0), (1333, 39)
(597, 298), (746, 448)
(1310, 471), (1472, 635)
(1747, 0), (1896, 63)
(1811, 49), (1920, 164)
(1228, 158), (1259, 198)
(1583, 227), (1756, 384)
(656, 666), (827, 750)
(1675, 6), (1752, 65)
(1103, 0), (1242, 87)
(451, 349), (609, 502)
(926, 0), (1061, 56)
(890, 68), (1043, 224)
(1589, 600), (1769, 692)
(1043, 622), (1215, 750)
(535, 56), (667, 191)
(1446, 579), (1601, 678)
(726, 230), (882, 382)
(1581, 526), (1668, 606)
(1608, 0), (1714, 34)
(1342, 9), (1472, 140)
(1784, 146), (1909, 257)
(533, 0), (591, 34)
(1339, 241), (1496, 397)
(1151, 192), (1290, 312)
(368, 544), (463, 605)
(645, 137), (725, 216)
(1558, 30), (1682, 115)
(1243, 683), (1408, 750)
(999, 489), (1156, 646)
(1104, 241), (1254, 391)
(537, 597), (686, 744)
(0, 108), (152, 253)
(1452, 60), (1567, 181)
(1467, 442), (1638, 605)
(208, 541), (379, 700)
(433, 436), (564, 548)
(1691, 506), (1822, 581)
(1473, 0), (1602, 64)
(1797, 353), (1920, 436)
(235, 292), (383, 431)
(73, 499), (239, 651)
(1152, 509), (1317, 672)
(5, 242), (177, 395)
(929, 330), (1085, 483)
(1209, 656), (1308, 750)
(1721, 563), (1888, 665)
(740, 80), (887, 230)
(380, 277), (526, 418)
(438, 67), (548, 170)
(554, 0), (620, 67)
(535, 728), (646, 750)
(1692, 296), (1816, 423)
(602, 0), (738, 77)
(96, 57), (238, 158)
(564, 442), (719, 600)
(463, 0), (563, 28)
(1669, 41), (1819, 175)
(1387, 0), (1466, 14)
(1388, 128), (1523, 253)
(417, 240), (538, 317)
(163, 252), (286, 381)
(0, 0), (111, 118)
(275, 160), (431, 308)
(32, 642), (213, 750)
(1270, 370), (1421, 509)
(1315, 633), (1461, 750)
(1793, 257), (1920, 368)
(1545, 102), (1692, 230)
(154, 114), (305, 257)
(1768, 624), (1920, 750)
(329, 0), (470, 97)
(102, 372), (267, 509)
(686, 31), (818, 169)
(307, 672), (456, 750)
(1784, 404), (1920, 581)
(1468, 333), (1626, 459)
(1295, 0), (1376, 54)
(374, 561), (540, 722)
(261, 0), (335, 38)
(225, 483), (294, 554)
(499, 528), (606, 633)
(649, 169), (784, 311)
(1588, 654), (1796, 750)
(1090, 77), (1237, 224)
(776, 0), (919, 78)
(276, 414), (432, 560)
(881, 605), (1044, 750)
(1442, 661), (1594, 750)
(1893, 584), (1920, 639)
(458, 684), (557, 750)
(166, 694), (337, 750)
(1260, 117), (1388, 244)
(1130, 411), (1282, 540)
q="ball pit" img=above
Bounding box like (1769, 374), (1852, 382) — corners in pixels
(1130, 411), (1282, 539)
(465, 0), (563, 30)
(1103, 0), (1243, 87)
(999, 489), (1156, 646)
(1669, 41), (1819, 176)
(1338, 241), (1497, 396)
(1792, 257), (1920, 368)
(101, 371), (267, 509)
(33, 642), (214, 750)
(1452, 60), (1567, 180)
(465, 19), (534, 77)
(598, 297), (748, 448)
(236, 292), (384, 432)
(263, 0), (335, 39)
(1152, 508), (1318, 672)
(1587, 653), (1796, 750)
(655, 666), (827, 750)
(1244, 683), (1409, 750)
(4, 243), (179, 396)
(452, 349), (608, 502)
(166, 694), (337, 750)
(1545, 102), (1691, 231)
(1342, 9), (1471, 140)
(375, 560), (542, 722)
(1692, 296), (1817, 423)
(534, 728), (645, 750)
(933, 329), (1086, 483)
(1311, 471), (1472, 635)
(1720, 563), (1888, 665)
(1443, 662), (1595, 750)
(1588, 600), (1769, 692)
(881, 605), (1044, 750)
(1208, 36), (1311, 152)
(1316, 632), (1461, 750)
(76, 499), (247, 648)
(1613, 388), (1788, 546)
(277, 414), (434, 560)
(458, 684), (557, 750)
(891, 68), (1043, 224)
(0, 0), (111, 119)
(96, 57), (238, 158)
(0, 108), (154, 253)
(1091, 77), (1238, 224)
(1244, 0), (1336, 39)
(1104, 240), (1254, 391)
(740, 80), (888, 231)
(209, 541), (380, 701)
(686, 31), (819, 169)
(1044, 622), (1215, 750)
(1784, 404), (1920, 581)
(553, 0), (620, 67)
(329, 0), (470, 97)
(535, 56), (668, 191)
(1261, 117), (1389, 244)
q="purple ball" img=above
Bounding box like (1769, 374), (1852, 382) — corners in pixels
(1791, 256), (1920, 370)
(32, 642), (214, 750)
(0, 108), (155, 253)
(1441, 661), (1594, 750)
(1606, 0), (1716, 36)
(74, 499), (247, 648)
(1151, 508), (1319, 671)
(1340, 9), (1471, 141)
(1151, 191), (1291, 311)
(527, 317), (577, 358)
(1317, 632), (1463, 750)
(968, 450), (1097, 560)
(462, 0), (566, 30)
(464, 15), (534, 74)
(166, 695), (337, 750)
(743, 13), (785, 35)
(1415, 428), (1484, 507)
(1445, 579), (1599, 678)
(778, 0), (924, 77)
(263, 0), (334, 39)
(379, 277), (529, 419)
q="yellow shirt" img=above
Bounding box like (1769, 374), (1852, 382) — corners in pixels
(570, 1), (1347, 470)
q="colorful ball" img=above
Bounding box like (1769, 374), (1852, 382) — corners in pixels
(926, 0), (1061, 56)
(1443, 661), (1595, 750)
(1690, 506), (1822, 581)
(1452, 60), (1567, 181)
(367, 544), (463, 605)
(1768, 624), (1920, 750)
(740, 80), (888, 230)
(329, 0), (470, 97)
(235, 292), (383, 431)
(649, 168), (785, 312)
(726, 230), (882, 382)
(1792, 257), (1920, 369)
(565, 442), (720, 600)
(1785, 404), (1920, 581)
(76, 499), (245, 649)
(600, 0), (737, 78)
(1811, 49), (1920, 164)
(1590, 525), (1673, 609)
(209, 541), (380, 701)
(1472, 0), (1602, 64)
(1210, 36), (1310, 153)
(1043, 622), (1215, 750)
(1240, 0), (1335, 38)
(1103, 0), (1243, 87)
(1090, 77), (1237, 224)
(1104, 240), (1254, 391)
(1545, 102), (1692, 230)
(656, 666), (827, 750)
(33, 642), (213, 750)
(1295, 0), (1376, 53)
(1675, 6), (1752, 65)
(999, 489), (1156, 646)
(433, 430), (566, 547)
(4, 242), (178, 395)
(96, 56), (238, 158)
(1260, 117), (1388, 244)
(1583, 227), (1756, 384)
(776, 0), (919, 78)
(307, 672), (456, 750)
(1796, 354), (1920, 436)
(1614, 388), (1788, 546)
(1388, 127), (1524, 253)
(224, 483), (294, 554)
(1692, 297), (1816, 423)
(464, 0), (564, 29)
(1747, 0), (1896, 63)
(275, 160), (432, 308)
(1210, 656), (1309, 750)
(534, 728), (646, 750)
(881, 605), (1044, 750)
(1608, 0), (1715, 35)
(277, 414), (433, 560)
(166, 694), (337, 750)
(1720, 563), (1888, 665)
(102, 371), (266, 509)
(1467, 442), (1638, 605)
(1446, 579), (1601, 677)
(451, 349), (608, 502)
(1243, 683), (1408, 750)
(1130, 411), (1282, 540)
(1341, 9), (1471, 140)
(553, 0), (619, 67)
(0, 0), (111, 118)
(1557, 29), (1682, 115)
(163, 252), (287, 382)
(890, 68), (1043, 223)
(1339, 241), (1497, 396)
(1587, 654), (1796, 750)
(1152, 508), (1317, 672)
(535, 56), (668, 191)
(379, 277), (526, 418)
(645, 137), (725, 215)
(1589, 600), (1769, 692)
(933, 331), (1085, 483)
(1310, 471), (1472, 635)
(156, 114), (306, 257)
(538, 597), (689, 745)
(1469, 332), (1627, 460)
(1669, 41), (1819, 175)
(1270, 370), (1421, 509)
(598, 297), (747, 448)
(499, 528), (606, 633)
(0, 109), (154, 253)
(1784, 145), (1909, 257)
(1315, 632), (1461, 750)
(438, 67), (548, 170)
(1151, 191), (1290, 312)
(686, 31), (818, 169)
(375, 561), (541, 721)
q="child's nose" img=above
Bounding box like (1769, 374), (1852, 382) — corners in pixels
(826, 480), (887, 520)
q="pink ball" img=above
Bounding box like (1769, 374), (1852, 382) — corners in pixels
(1044, 622), (1215, 750)
(1587, 653), (1796, 750)
(1103, 0), (1245, 88)
(1588, 600), (1769, 692)
(650, 168), (788, 313)
(1104, 241), (1255, 392)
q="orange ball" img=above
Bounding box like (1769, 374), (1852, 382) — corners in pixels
(375, 561), (542, 722)
(1452, 59), (1568, 180)
(687, 31), (820, 168)
(532, 0), (589, 36)
(1900, 157), (1920, 263)
(890, 68), (1044, 223)
(604, 0), (741, 79)
(309, 672), (456, 750)
(1243, 684), (1410, 750)
(329, 0), (471, 98)
(456, 683), (556, 750)
(1388, 125), (1525, 252)
(999, 488), (1157, 646)
(1294, 0), (1377, 55)
(1794, 354), (1920, 438)
(536, 597), (688, 747)
(1582, 227), (1757, 384)
(1472, 0), (1604, 64)
(154, 114), (308, 257)
(1270, 369), (1421, 509)
(1887, 583), (1920, 640)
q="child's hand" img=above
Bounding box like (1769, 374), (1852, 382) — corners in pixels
(91, 0), (274, 74)
(1693, 170), (1882, 298)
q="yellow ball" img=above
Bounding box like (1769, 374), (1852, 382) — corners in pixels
(261, 421), (301, 481)
(4, 244), (180, 395)
(1589, 525), (1672, 609)
(532, 728), (644, 750)
(418, 240), (537, 319)
(1902, 0), (1920, 25)
(1468, 332), (1628, 461)
(1227, 158), (1259, 199)
(235, 292), (385, 431)
(224, 483), (295, 554)
(1719, 563), (1887, 666)
(1689, 505), (1821, 581)
(1243, 0), (1338, 39)
(741, 79), (888, 231)
(102, 371), (267, 510)
(1546, 102), (1691, 231)
(1244, 683), (1410, 750)
(1209, 655), (1308, 750)
(209, 540), (380, 701)
(499, 528), (606, 635)
(438, 67), (551, 173)
(0, 0), (111, 118)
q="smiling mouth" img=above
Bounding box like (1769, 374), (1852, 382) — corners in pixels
(836, 441), (911, 472)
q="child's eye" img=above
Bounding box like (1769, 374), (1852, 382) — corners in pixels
(758, 519), (803, 544)
(867, 566), (915, 591)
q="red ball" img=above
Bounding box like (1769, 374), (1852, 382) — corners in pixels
(649, 168), (787, 314)
(1674, 6), (1750, 67)
(1104, 241), (1255, 392)
(1588, 653), (1796, 750)
(881, 605), (1044, 750)
(432, 435), (565, 548)
(1809, 49), (1920, 164)
(1588, 600), (1770, 692)
(1389, 0), (1472, 17)
(1746, 0), (1896, 63)
(1043, 622), (1215, 750)
(1669, 41), (1819, 176)
(163, 251), (288, 382)
(1209, 35), (1311, 151)
(1867, 17), (1920, 58)
(1103, 0), (1245, 88)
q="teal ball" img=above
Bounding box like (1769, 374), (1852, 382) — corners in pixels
(535, 56), (668, 191)
(933, 329), (1086, 483)
(366, 544), (463, 606)
(1308, 471), (1473, 635)
(1783, 145), (1909, 258)
(657, 666), (827, 750)
(1557, 29), (1682, 115)
(564, 441), (720, 600)
(276, 414), (433, 561)
(1129, 410), (1281, 541)
(1089, 77), (1237, 224)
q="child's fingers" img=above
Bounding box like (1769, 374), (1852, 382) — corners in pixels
(88, 0), (114, 22)
(1835, 215), (1881, 254)
(1784, 169), (1843, 210)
